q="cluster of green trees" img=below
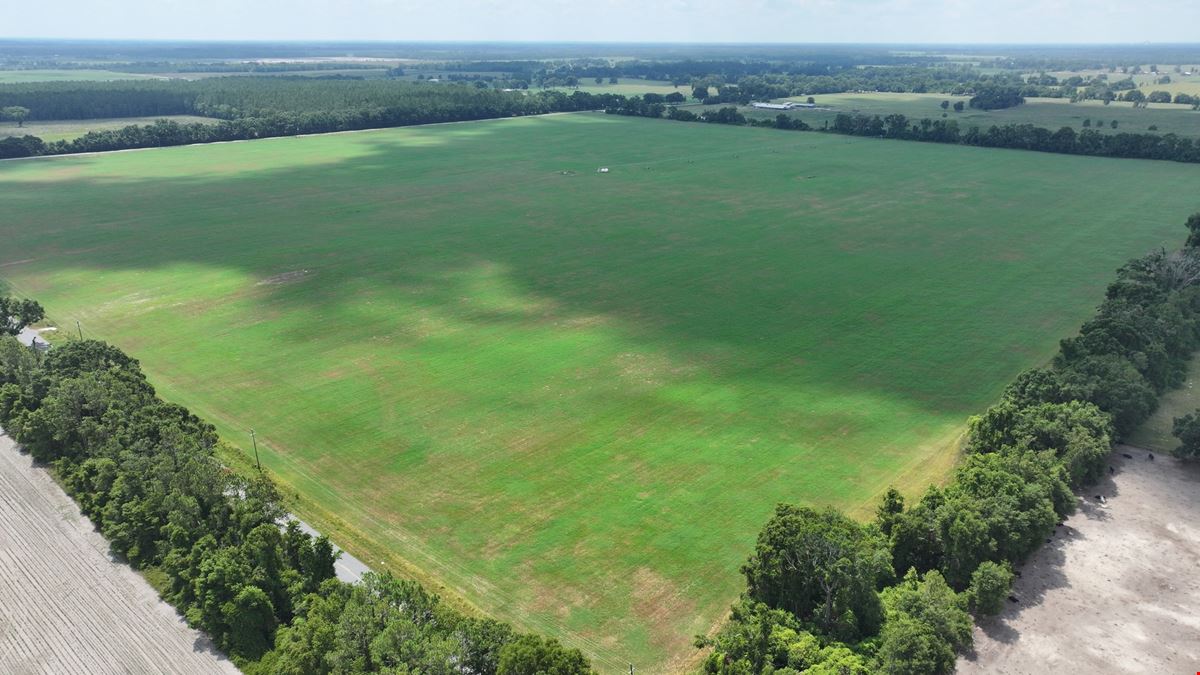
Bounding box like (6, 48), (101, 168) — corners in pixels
(0, 296), (43, 335)
(0, 81), (196, 119)
(1166, 216), (1200, 461)
(0, 84), (625, 158)
(699, 214), (1200, 674)
(1171, 412), (1200, 458)
(0, 329), (592, 673)
(967, 85), (1025, 110)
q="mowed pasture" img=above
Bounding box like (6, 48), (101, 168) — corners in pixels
(1, 114), (1198, 671)
(561, 79), (688, 97)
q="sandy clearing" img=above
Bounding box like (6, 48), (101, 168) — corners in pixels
(958, 446), (1200, 674)
(0, 433), (240, 675)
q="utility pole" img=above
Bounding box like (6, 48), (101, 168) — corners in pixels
(629, 665), (634, 675)
(250, 429), (262, 472)
(75, 319), (82, 340)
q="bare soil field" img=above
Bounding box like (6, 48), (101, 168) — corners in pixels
(958, 446), (1200, 674)
(0, 433), (240, 675)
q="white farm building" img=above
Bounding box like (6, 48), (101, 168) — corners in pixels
(750, 101), (817, 111)
(751, 102), (796, 110)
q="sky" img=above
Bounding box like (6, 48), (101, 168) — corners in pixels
(5, 0), (1200, 44)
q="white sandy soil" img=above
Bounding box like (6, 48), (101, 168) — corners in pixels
(958, 446), (1200, 674)
(0, 433), (241, 674)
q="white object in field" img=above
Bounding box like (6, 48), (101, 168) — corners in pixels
(598, 167), (610, 173)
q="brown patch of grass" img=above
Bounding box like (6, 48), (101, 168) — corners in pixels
(630, 566), (700, 661)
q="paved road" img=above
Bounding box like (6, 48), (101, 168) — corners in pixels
(0, 433), (241, 674)
(287, 517), (371, 584)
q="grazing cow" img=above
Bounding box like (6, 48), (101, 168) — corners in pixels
(1149, 453), (1154, 460)
(1122, 453), (1134, 459)
(1014, 571), (1022, 578)
(1008, 595), (1019, 603)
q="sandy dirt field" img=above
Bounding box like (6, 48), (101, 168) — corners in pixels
(0, 433), (240, 674)
(958, 446), (1200, 674)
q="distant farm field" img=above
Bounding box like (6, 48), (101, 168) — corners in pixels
(0, 69), (162, 83)
(754, 92), (1200, 139)
(560, 79), (687, 97)
(0, 116), (218, 143)
(2, 114), (1198, 671)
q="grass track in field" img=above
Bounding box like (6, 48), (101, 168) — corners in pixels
(2, 114), (1199, 671)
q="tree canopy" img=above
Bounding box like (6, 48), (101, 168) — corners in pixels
(0, 295), (44, 335)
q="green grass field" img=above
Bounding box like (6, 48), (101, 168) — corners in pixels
(1128, 359), (1200, 452)
(747, 92), (1200, 139)
(0, 116), (218, 143)
(0, 69), (163, 83)
(2, 114), (1198, 671)
(560, 79), (687, 97)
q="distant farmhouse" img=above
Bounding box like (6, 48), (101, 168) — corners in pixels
(750, 101), (816, 110)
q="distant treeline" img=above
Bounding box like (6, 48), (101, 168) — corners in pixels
(120, 62), (387, 74)
(825, 112), (1200, 163)
(699, 214), (1200, 674)
(2, 80), (1196, 165)
(0, 78), (589, 120)
(603, 96), (1200, 165)
(533, 56), (954, 86)
(0, 86), (623, 159)
(0, 334), (593, 673)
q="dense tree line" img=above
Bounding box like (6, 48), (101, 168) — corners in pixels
(0, 86), (624, 159)
(699, 213), (1200, 674)
(0, 79), (618, 121)
(825, 112), (1200, 163)
(0, 331), (592, 673)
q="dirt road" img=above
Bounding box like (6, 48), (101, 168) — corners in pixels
(0, 433), (240, 674)
(958, 447), (1200, 674)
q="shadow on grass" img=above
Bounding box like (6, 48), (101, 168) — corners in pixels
(5, 114), (1191, 422)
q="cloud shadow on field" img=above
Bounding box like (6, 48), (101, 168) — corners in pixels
(6, 114), (1200, 672)
(2, 113), (1174, 420)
